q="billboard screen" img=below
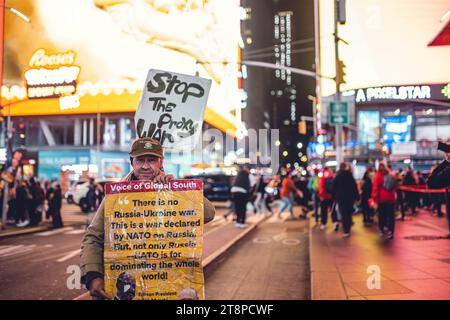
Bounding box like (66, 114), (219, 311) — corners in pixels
(4, 0), (241, 121)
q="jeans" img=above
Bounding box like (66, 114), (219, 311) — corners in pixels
(361, 200), (373, 222)
(279, 195), (294, 215)
(320, 199), (336, 225)
(378, 202), (395, 234)
(254, 192), (266, 213)
(313, 192), (320, 222)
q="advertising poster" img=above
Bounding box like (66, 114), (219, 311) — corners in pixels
(104, 179), (204, 300)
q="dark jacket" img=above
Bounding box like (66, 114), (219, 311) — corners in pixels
(427, 160), (450, 189)
(233, 170), (250, 192)
(80, 171), (216, 288)
(333, 170), (359, 204)
(361, 175), (372, 203)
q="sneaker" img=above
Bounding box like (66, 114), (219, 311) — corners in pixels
(236, 223), (249, 229)
(16, 220), (30, 227)
(343, 233), (350, 238)
(333, 222), (339, 232)
(387, 232), (394, 240)
(320, 224), (326, 230)
(379, 231), (384, 237)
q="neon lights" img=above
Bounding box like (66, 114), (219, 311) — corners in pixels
(24, 49), (80, 99)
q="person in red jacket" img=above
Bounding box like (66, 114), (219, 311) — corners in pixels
(372, 162), (397, 239)
(319, 167), (336, 230)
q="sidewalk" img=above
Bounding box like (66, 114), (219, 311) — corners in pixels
(310, 208), (450, 300)
(0, 203), (89, 240)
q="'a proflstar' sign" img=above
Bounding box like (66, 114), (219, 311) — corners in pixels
(135, 69), (211, 150)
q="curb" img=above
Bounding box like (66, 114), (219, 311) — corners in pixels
(309, 218), (347, 300)
(0, 221), (86, 240)
(73, 214), (268, 300)
(0, 226), (48, 240)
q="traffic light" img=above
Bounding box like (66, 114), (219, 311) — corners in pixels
(336, 59), (347, 86)
(298, 120), (307, 135)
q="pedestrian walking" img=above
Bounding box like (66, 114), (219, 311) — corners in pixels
(87, 178), (97, 212)
(47, 183), (64, 228)
(231, 165), (251, 228)
(403, 168), (418, 216)
(333, 163), (359, 237)
(319, 167), (336, 230)
(277, 170), (303, 219)
(308, 168), (321, 224)
(372, 162), (397, 240)
(254, 174), (268, 214)
(360, 167), (374, 225)
(29, 177), (45, 226)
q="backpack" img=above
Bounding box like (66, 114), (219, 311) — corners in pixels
(325, 177), (334, 194)
(383, 174), (396, 192)
(312, 177), (319, 193)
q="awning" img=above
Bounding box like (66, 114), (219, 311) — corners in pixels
(1, 90), (237, 137)
(428, 20), (450, 46)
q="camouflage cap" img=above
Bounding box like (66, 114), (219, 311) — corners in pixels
(129, 137), (163, 158)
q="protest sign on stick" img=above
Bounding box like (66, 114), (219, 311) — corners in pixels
(104, 179), (204, 300)
(135, 69), (212, 150)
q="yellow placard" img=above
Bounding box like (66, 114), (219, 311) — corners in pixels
(104, 179), (204, 300)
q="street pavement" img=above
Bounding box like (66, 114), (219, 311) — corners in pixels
(2, 199), (448, 300)
(310, 208), (450, 300)
(205, 210), (310, 300)
(0, 202), (285, 300)
(0, 225), (87, 300)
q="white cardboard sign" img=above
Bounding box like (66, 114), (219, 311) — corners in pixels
(135, 69), (211, 150)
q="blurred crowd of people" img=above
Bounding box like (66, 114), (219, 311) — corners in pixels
(227, 157), (449, 238)
(2, 178), (64, 229)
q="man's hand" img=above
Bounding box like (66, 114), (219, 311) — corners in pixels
(89, 278), (112, 300)
(153, 172), (175, 184)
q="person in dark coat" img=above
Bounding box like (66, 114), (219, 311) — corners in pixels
(29, 178), (45, 226)
(231, 166), (251, 228)
(403, 168), (418, 216)
(427, 148), (450, 237)
(360, 167), (374, 225)
(333, 162), (359, 237)
(48, 183), (63, 228)
(15, 181), (31, 227)
(86, 178), (97, 212)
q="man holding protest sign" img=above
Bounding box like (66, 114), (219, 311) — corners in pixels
(80, 138), (215, 300)
(81, 69), (214, 300)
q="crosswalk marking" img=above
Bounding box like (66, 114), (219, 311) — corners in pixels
(65, 229), (86, 235)
(36, 227), (74, 236)
(56, 249), (81, 262)
(0, 245), (23, 255)
(0, 245), (36, 258)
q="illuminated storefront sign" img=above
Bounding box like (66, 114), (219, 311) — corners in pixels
(343, 83), (450, 104)
(24, 49), (80, 99)
(355, 86), (431, 103)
